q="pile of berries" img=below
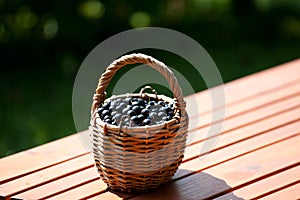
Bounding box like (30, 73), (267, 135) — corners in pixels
(97, 97), (176, 127)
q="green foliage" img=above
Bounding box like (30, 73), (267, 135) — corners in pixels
(0, 0), (300, 157)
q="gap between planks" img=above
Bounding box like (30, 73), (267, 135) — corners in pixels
(251, 179), (300, 200)
(259, 182), (300, 200)
(215, 164), (300, 199)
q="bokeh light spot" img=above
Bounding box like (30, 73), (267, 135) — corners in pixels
(43, 19), (59, 39)
(214, 0), (231, 12)
(193, 0), (213, 9)
(12, 6), (38, 34)
(61, 53), (78, 75)
(129, 12), (151, 28)
(283, 17), (300, 37)
(166, 0), (185, 19)
(255, 0), (271, 12)
(193, 0), (230, 13)
(79, 0), (105, 19)
(0, 23), (5, 40)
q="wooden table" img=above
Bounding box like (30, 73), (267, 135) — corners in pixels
(1, 59), (300, 200)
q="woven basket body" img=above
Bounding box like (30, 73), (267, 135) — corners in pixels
(90, 53), (189, 193)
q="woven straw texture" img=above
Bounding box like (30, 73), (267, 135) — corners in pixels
(90, 53), (189, 193)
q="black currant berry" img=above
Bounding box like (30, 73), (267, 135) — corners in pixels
(137, 114), (144, 121)
(143, 118), (151, 125)
(97, 107), (105, 115)
(102, 102), (110, 109)
(141, 108), (149, 116)
(127, 110), (136, 117)
(102, 110), (110, 117)
(132, 105), (141, 114)
(131, 115), (139, 123)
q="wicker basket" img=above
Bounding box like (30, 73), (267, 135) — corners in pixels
(90, 53), (188, 193)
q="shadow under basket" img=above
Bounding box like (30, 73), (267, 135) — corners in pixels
(90, 53), (189, 193)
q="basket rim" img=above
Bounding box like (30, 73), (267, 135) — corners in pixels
(92, 92), (184, 132)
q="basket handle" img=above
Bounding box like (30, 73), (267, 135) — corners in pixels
(91, 53), (186, 114)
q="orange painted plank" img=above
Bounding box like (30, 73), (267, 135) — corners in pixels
(215, 81), (300, 119)
(185, 59), (300, 118)
(260, 183), (300, 200)
(177, 121), (300, 179)
(187, 92), (300, 146)
(47, 180), (108, 200)
(13, 167), (99, 200)
(131, 135), (300, 200)
(0, 131), (89, 184)
(188, 87), (300, 133)
(0, 154), (94, 198)
(184, 107), (300, 161)
(186, 82), (300, 141)
(186, 78), (300, 121)
(88, 191), (125, 200)
(186, 80), (300, 154)
(216, 58), (300, 102)
(216, 165), (300, 199)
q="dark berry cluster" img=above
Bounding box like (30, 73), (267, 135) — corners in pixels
(97, 97), (175, 127)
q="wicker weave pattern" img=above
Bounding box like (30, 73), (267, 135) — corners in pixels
(90, 53), (189, 193)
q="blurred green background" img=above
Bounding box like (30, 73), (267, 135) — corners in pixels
(1, 0), (300, 157)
